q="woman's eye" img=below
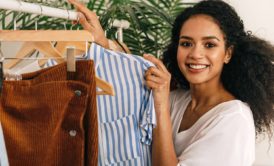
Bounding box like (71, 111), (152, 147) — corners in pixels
(205, 42), (216, 48)
(180, 42), (192, 47)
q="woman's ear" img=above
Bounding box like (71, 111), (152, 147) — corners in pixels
(224, 46), (233, 64)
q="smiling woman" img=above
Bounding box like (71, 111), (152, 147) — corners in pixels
(142, 0), (274, 166)
(177, 14), (232, 86)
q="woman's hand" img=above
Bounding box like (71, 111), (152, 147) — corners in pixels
(144, 54), (177, 166)
(68, 0), (109, 48)
(144, 54), (171, 112)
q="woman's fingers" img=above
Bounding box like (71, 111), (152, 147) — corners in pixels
(77, 12), (92, 31)
(145, 80), (161, 89)
(146, 67), (164, 77)
(144, 54), (171, 91)
(145, 66), (171, 89)
(143, 54), (169, 73)
(68, 0), (98, 24)
(68, 0), (109, 48)
(68, 0), (93, 17)
(145, 73), (166, 84)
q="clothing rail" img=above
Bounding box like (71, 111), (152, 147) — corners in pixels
(0, 0), (78, 21)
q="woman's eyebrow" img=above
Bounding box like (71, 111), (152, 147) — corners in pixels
(179, 36), (193, 40)
(179, 35), (220, 41)
(202, 36), (220, 41)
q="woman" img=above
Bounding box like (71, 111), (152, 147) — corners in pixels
(69, 0), (274, 165)
(145, 1), (274, 165)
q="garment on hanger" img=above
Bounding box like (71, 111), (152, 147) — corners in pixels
(42, 43), (157, 165)
(0, 60), (98, 166)
(88, 43), (156, 166)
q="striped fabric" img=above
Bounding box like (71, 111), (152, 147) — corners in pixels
(43, 58), (58, 68)
(87, 43), (156, 166)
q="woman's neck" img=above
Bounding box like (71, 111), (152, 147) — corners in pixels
(188, 81), (235, 110)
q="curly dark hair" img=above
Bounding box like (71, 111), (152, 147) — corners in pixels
(163, 0), (274, 136)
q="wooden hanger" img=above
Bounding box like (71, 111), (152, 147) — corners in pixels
(1, 30), (93, 68)
(5, 41), (64, 69)
(55, 41), (116, 96)
(1, 30), (115, 96)
(0, 30), (94, 42)
(55, 41), (90, 56)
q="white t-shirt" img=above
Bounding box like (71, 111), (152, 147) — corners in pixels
(170, 89), (255, 166)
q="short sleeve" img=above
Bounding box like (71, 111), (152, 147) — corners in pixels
(140, 87), (156, 145)
(139, 60), (157, 145)
(177, 112), (255, 166)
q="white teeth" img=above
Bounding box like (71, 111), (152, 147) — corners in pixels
(189, 64), (208, 69)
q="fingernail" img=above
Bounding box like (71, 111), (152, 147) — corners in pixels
(143, 54), (148, 57)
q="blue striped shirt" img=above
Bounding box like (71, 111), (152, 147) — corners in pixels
(88, 43), (156, 166)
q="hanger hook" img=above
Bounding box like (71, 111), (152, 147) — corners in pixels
(63, 22), (67, 30)
(61, 5), (71, 30)
(13, 14), (19, 30)
(66, 6), (75, 30)
(71, 12), (80, 30)
(35, 3), (43, 30)
(14, 0), (23, 30)
(66, 8), (71, 21)
(70, 17), (79, 30)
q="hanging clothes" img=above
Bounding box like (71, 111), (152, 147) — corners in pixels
(0, 60), (98, 166)
(87, 43), (156, 166)
(34, 43), (157, 166)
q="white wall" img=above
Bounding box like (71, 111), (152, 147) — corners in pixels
(225, 0), (274, 45)
(184, 0), (274, 44)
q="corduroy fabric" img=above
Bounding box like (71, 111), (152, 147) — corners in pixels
(0, 60), (98, 166)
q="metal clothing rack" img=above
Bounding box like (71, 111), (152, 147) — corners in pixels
(0, 0), (78, 21)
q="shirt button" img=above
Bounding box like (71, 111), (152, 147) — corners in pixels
(69, 130), (77, 137)
(74, 90), (82, 97)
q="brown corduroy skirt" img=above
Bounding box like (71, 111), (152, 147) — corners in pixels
(0, 60), (98, 166)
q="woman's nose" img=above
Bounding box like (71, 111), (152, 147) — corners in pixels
(188, 46), (203, 59)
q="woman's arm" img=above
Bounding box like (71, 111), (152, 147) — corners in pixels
(69, 0), (130, 53)
(144, 54), (178, 166)
(68, 0), (109, 49)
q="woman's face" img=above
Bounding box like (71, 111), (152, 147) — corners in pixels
(177, 14), (232, 86)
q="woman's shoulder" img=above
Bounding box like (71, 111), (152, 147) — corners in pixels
(209, 100), (255, 132)
(215, 100), (253, 120)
